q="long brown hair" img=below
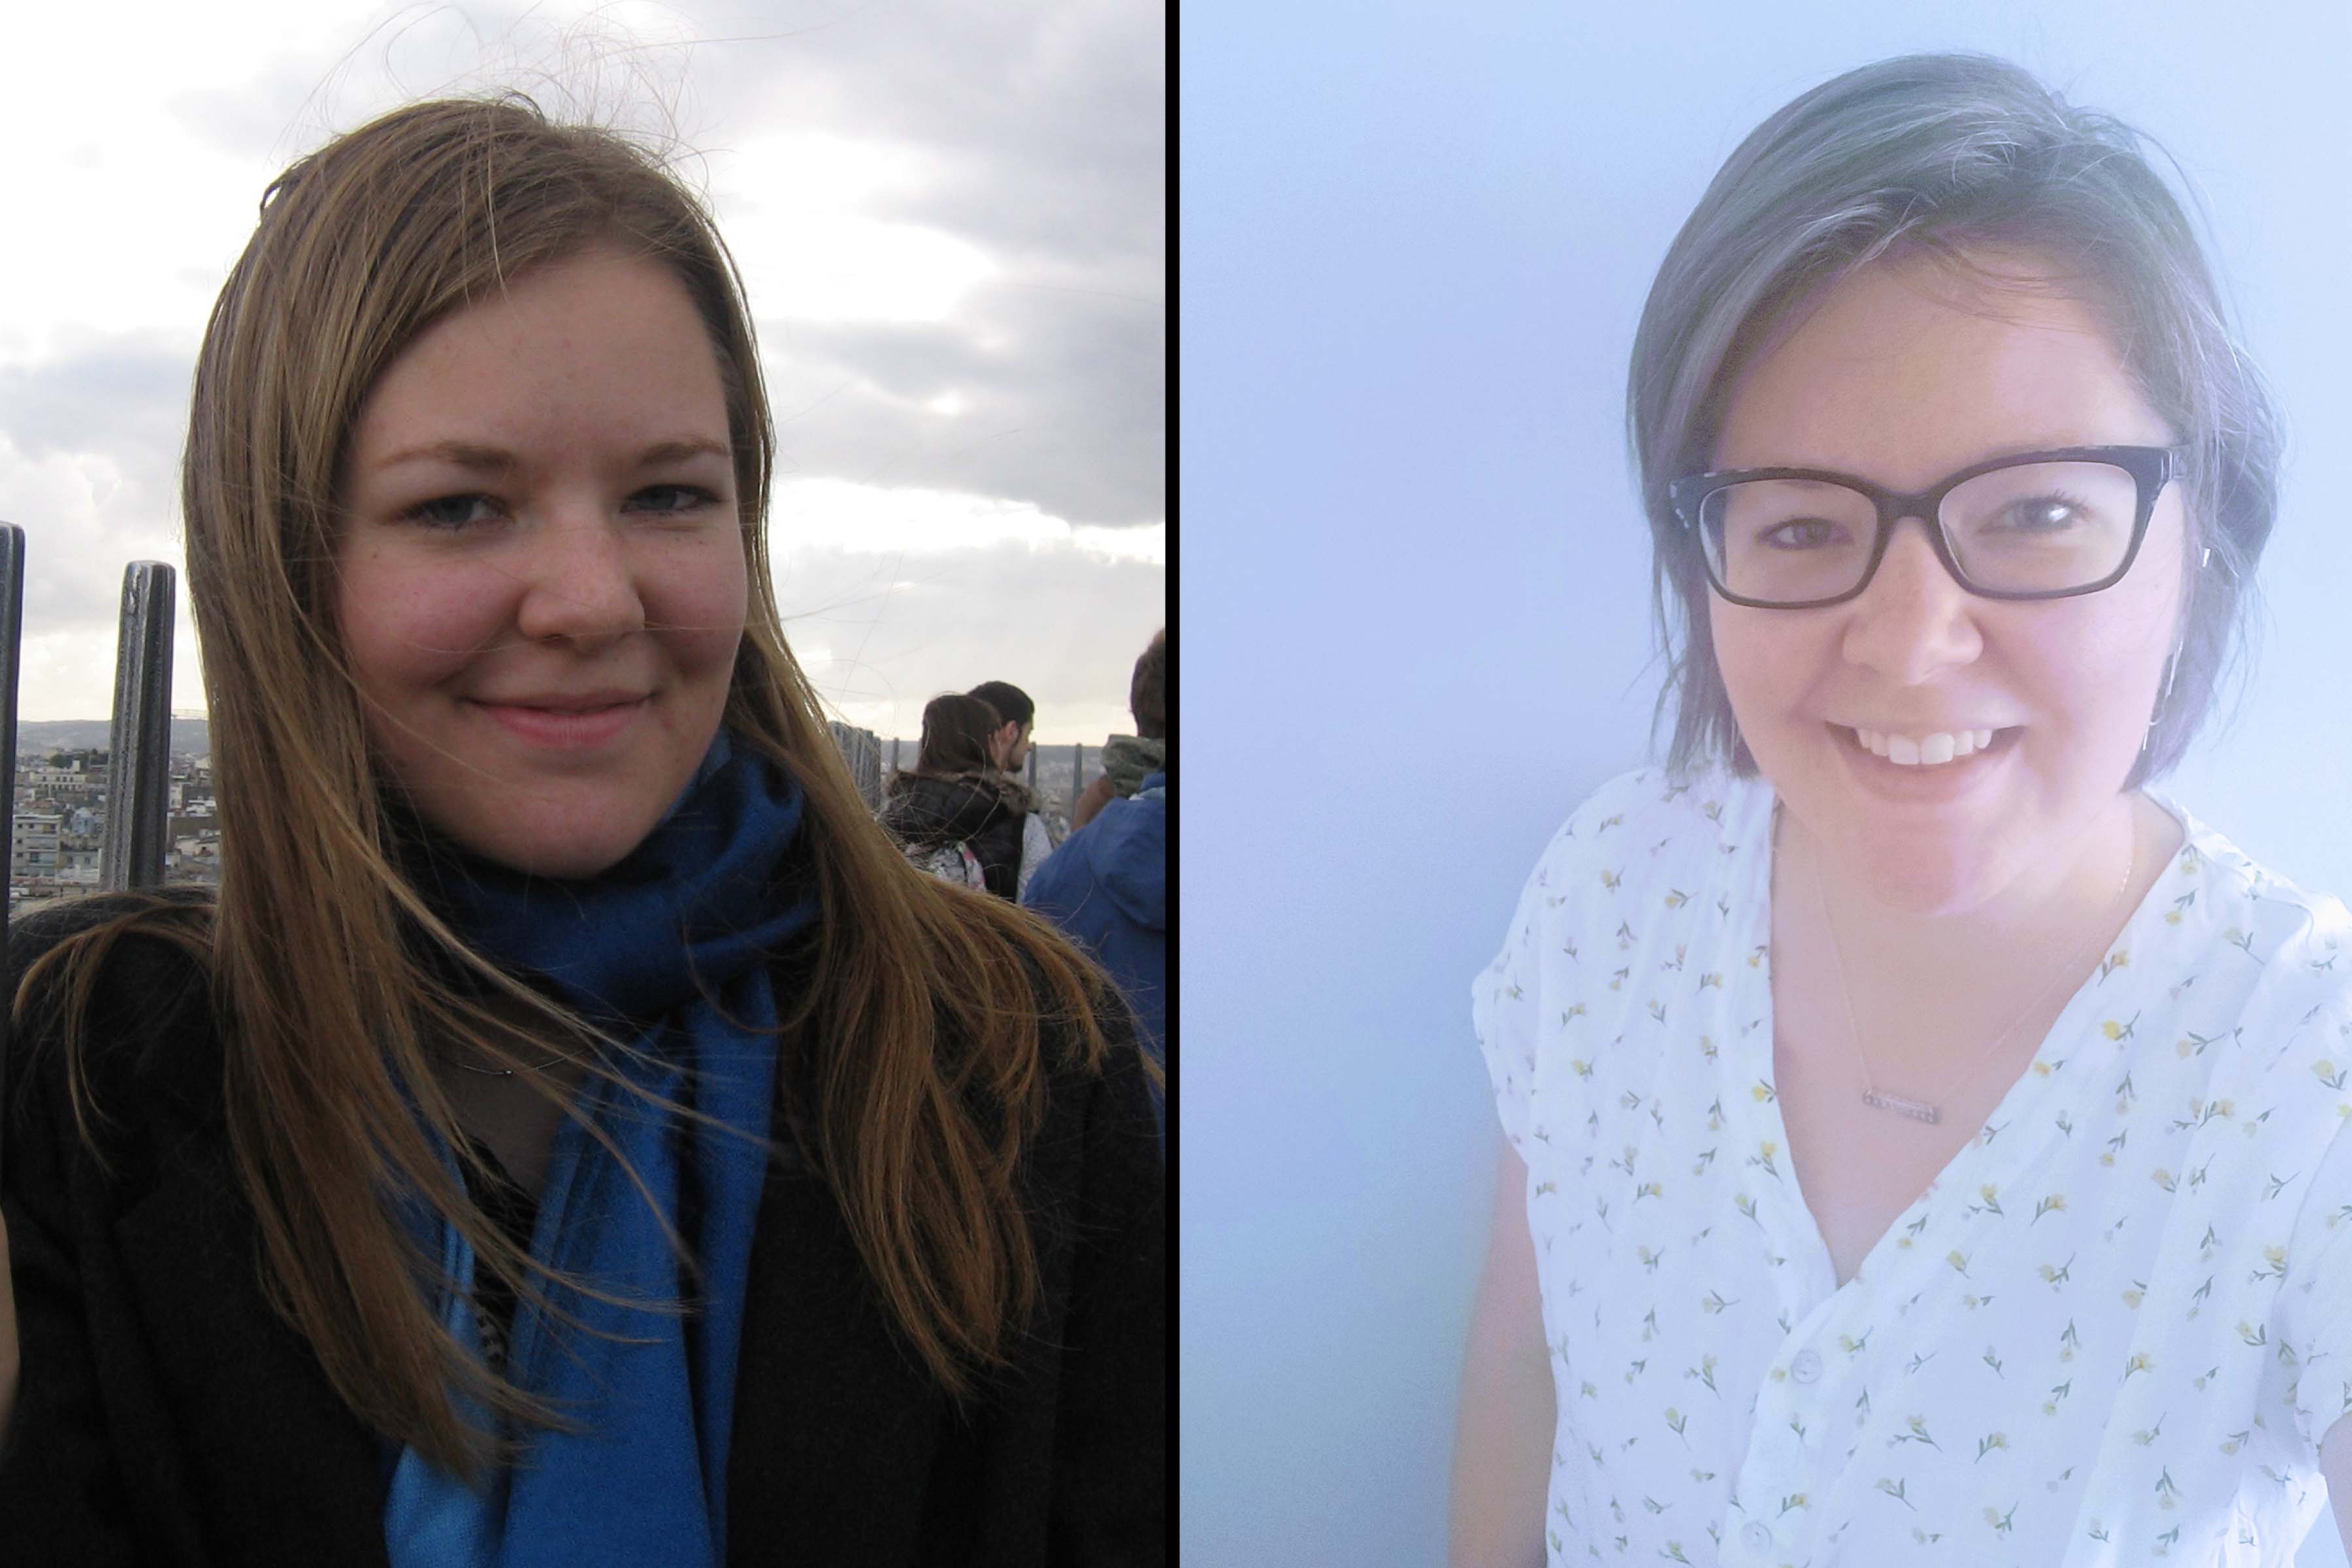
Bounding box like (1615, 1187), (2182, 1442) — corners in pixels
(22, 96), (1119, 1477)
(912, 692), (1003, 777)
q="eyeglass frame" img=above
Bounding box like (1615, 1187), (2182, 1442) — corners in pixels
(1666, 444), (2187, 610)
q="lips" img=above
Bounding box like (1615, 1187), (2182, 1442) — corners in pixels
(472, 694), (649, 747)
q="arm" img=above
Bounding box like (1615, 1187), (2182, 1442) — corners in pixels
(2326, 1415), (2352, 1556)
(0, 1209), (14, 1437)
(1049, 1032), (1166, 1566)
(1071, 774), (1117, 832)
(1449, 1139), (1554, 1568)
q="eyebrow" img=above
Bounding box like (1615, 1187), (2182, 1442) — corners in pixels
(368, 436), (732, 473)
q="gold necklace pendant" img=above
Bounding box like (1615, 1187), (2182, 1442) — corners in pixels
(1861, 1086), (1940, 1124)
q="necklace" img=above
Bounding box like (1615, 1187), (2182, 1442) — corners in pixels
(1807, 814), (2138, 1126)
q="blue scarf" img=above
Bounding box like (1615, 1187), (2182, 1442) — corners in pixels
(383, 732), (814, 1568)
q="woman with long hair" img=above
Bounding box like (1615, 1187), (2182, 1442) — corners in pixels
(0, 96), (1162, 1564)
(883, 691), (1054, 901)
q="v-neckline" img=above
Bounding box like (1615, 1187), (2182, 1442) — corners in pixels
(1721, 781), (2176, 1309)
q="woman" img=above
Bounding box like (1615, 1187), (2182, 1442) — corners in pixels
(1453, 56), (2352, 1565)
(883, 692), (1054, 902)
(0, 97), (1163, 1563)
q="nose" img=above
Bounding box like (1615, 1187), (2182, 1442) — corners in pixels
(1838, 514), (1982, 683)
(513, 505), (646, 647)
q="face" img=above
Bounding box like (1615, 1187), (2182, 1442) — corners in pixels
(993, 720), (1034, 772)
(337, 247), (749, 879)
(1707, 253), (2187, 915)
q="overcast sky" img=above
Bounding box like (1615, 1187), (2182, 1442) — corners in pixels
(0, 0), (1163, 743)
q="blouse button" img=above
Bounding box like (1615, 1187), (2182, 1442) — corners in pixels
(1742, 1520), (1774, 1554)
(1791, 1348), (1823, 1384)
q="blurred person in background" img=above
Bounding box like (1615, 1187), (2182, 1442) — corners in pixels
(966, 679), (1036, 776)
(0, 96), (1162, 1564)
(882, 692), (1053, 900)
(1026, 629), (1167, 1142)
(1073, 629), (1168, 831)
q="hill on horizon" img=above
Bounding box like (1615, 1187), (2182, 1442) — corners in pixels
(18, 718), (211, 757)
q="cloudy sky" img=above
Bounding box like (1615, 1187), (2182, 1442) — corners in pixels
(0, 0), (1163, 744)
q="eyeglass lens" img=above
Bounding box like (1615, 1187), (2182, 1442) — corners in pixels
(1699, 460), (2141, 604)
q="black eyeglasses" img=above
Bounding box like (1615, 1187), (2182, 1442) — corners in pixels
(1667, 446), (2184, 610)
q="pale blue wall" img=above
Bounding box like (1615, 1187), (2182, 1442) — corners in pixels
(1182, 3), (2352, 1563)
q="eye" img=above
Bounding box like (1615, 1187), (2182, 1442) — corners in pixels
(1758, 518), (1850, 550)
(1997, 495), (2089, 533)
(400, 493), (502, 530)
(623, 483), (723, 516)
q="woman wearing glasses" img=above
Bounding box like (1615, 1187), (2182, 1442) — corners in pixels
(1454, 56), (2352, 1565)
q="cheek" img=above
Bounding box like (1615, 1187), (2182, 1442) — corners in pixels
(652, 534), (751, 673)
(338, 571), (499, 693)
(1708, 598), (1820, 733)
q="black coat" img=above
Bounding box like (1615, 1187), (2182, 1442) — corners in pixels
(0, 896), (1165, 1565)
(881, 774), (1032, 901)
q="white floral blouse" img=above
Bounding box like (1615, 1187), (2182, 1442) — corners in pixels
(1473, 768), (2352, 1566)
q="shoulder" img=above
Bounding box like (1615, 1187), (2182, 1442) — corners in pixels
(5, 890), (222, 1199)
(2161, 807), (2352, 1024)
(8, 889), (216, 1049)
(1507, 766), (1761, 918)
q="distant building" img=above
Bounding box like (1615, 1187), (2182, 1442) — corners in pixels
(11, 813), (61, 878)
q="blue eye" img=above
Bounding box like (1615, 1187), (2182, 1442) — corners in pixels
(402, 494), (501, 529)
(625, 485), (720, 515)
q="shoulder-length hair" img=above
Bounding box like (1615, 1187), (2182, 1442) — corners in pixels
(1627, 52), (2281, 786)
(913, 693), (1004, 777)
(27, 95), (1116, 1477)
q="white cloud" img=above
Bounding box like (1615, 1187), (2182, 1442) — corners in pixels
(0, 0), (1160, 739)
(714, 132), (1000, 325)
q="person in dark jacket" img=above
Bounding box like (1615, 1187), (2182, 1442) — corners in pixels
(0, 97), (1162, 1566)
(882, 692), (1050, 902)
(1024, 629), (1169, 1141)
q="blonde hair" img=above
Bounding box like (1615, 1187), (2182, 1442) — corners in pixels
(26, 95), (1119, 1477)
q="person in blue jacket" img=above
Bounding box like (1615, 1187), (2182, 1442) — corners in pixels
(1025, 630), (1167, 1139)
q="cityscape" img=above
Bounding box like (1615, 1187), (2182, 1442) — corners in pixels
(8, 720), (1114, 915)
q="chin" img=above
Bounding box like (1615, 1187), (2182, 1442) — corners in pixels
(442, 808), (662, 881)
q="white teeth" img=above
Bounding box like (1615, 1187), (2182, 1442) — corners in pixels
(1852, 727), (2006, 768)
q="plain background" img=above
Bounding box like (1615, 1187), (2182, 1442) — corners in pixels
(1181, 2), (2352, 1563)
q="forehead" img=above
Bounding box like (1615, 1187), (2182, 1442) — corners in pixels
(348, 248), (727, 462)
(1712, 253), (2170, 487)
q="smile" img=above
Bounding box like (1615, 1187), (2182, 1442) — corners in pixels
(473, 696), (650, 747)
(1848, 727), (2006, 766)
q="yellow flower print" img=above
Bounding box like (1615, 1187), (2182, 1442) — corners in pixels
(2034, 1194), (2067, 1222)
(2125, 1352), (2153, 1378)
(1975, 1431), (2008, 1462)
(1946, 1250), (1970, 1276)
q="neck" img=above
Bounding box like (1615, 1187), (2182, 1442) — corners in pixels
(1782, 793), (2169, 1028)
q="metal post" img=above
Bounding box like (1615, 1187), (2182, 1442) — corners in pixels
(101, 562), (174, 892)
(890, 735), (901, 779)
(1026, 744), (1038, 796)
(0, 523), (23, 1155)
(1074, 742), (1086, 832)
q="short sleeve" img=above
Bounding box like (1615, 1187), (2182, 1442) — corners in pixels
(1470, 848), (1552, 1152)
(2274, 1096), (2352, 1456)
